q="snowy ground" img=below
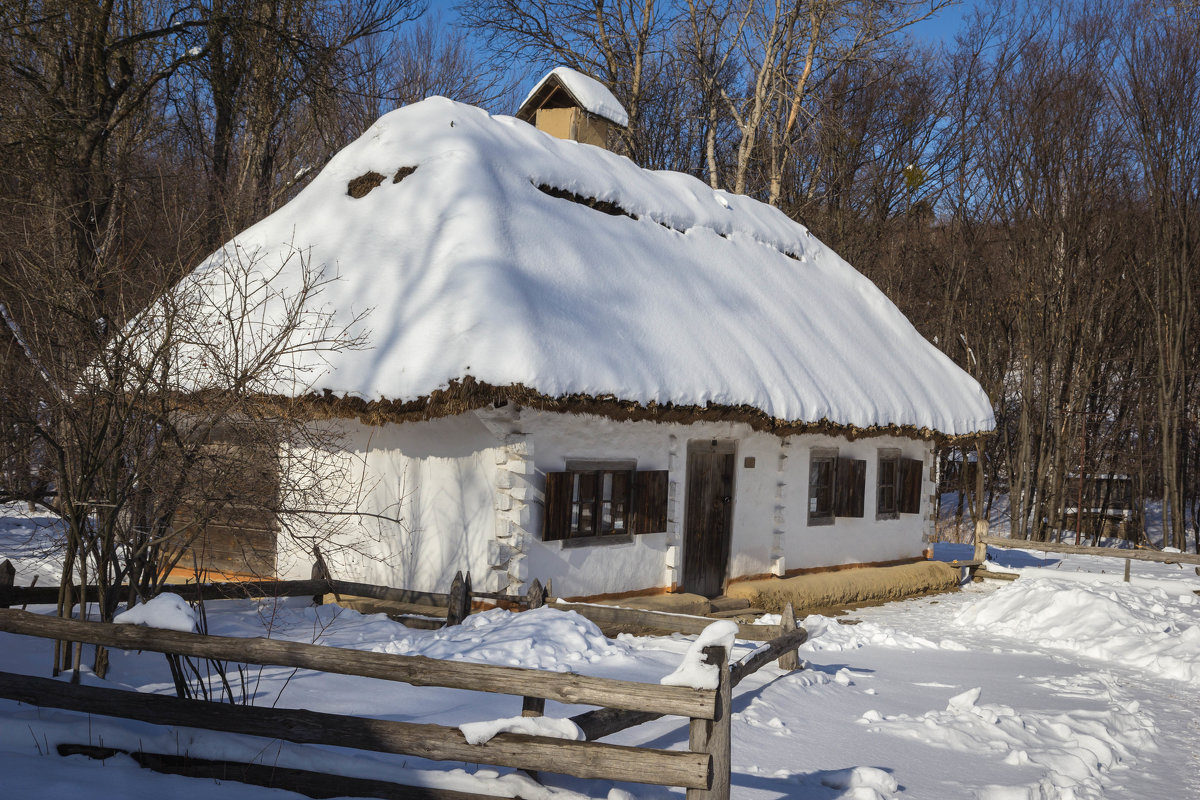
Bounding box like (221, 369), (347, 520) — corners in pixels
(2, 511), (1199, 799)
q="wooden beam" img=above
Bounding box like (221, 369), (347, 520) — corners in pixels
(733, 619), (806, 680)
(57, 743), (504, 800)
(0, 609), (716, 718)
(0, 671), (709, 788)
(0, 578), (453, 611)
(572, 625), (807, 742)
(556, 602), (781, 642)
(979, 535), (1200, 566)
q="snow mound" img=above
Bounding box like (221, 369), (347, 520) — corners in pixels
(800, 614), (950, 652)
(173, 97), (993, 436)
(113, 593), (196, 632)
(459, 714), (583, 745)
(861, 686), (1155, 800)
(377, 606), (628, 670)
(954, 578), (1200, 682)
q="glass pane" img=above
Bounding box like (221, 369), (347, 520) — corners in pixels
(579, 472), (597, 504)
(600, 501), (613, 534)
(602, 473), (612, 502)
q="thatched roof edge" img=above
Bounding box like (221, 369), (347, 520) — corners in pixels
(265, 376), (990, 445)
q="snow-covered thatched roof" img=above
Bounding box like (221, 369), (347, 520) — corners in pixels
(186, 97), (994, 439)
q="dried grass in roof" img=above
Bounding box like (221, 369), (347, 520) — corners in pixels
(254, 376), (988, 445)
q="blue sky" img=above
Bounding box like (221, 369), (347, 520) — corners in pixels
(424, 0), (980, 46)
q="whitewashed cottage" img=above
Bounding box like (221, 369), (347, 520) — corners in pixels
(182, 70), (994, 599)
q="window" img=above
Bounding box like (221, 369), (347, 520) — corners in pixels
(543, 460), (668, 544)
(808, 451), (836, 525)
(571, 467), (631, 536)
(809, 449), (866, 526)
(877, 450), (900, 519)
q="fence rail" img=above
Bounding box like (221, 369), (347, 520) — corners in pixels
(0, 608), (715, 718)
(0, 605), (781, 799)
(979, 535), (1200, 567)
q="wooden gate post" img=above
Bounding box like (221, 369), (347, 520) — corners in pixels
(687, 645), (730, 800)
(778, 602), (800, 671)
(0, 560), (14, 609)
(446, 571), (472, 627)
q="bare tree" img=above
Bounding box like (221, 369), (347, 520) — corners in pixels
(1116, 5), (1200, 551)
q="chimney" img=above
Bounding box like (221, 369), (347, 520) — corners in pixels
(515, 67), (628, 151)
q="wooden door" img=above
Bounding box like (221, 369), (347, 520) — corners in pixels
(682, 441), (736, 597)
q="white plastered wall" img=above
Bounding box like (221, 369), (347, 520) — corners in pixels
(278, 409), (935, 598)
(276, 413), (501, 593)
(777, 434), (934, 573)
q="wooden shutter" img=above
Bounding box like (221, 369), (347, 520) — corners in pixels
(542, 472), (573, 541)
(898, 458), (923, 514)
(632, 470), (669, 534)
(835, 458), (866, 518)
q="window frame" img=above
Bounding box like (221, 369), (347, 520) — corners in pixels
(807, 449), (837, 526)
(876, 448), (901, 520)
(562, 458), (635, 544)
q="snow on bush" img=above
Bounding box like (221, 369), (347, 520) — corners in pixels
(954, 578), (1200, 683)
(374, 606), (628, 671)
(113, 593), (197, 632)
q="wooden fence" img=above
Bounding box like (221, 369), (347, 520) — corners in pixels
(0, 561), (545, 628)
(978, 535), (1200, 567)
(0, 606), (807, 799)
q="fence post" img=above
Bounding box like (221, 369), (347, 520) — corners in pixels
(446, 571), (472, 627)
(778, 602), (800, 671)
(687, 645), (730, 800)
(525, 578), (545, 609)
(310, 545), (341, 605)
(310, 561), (327, 606)
(0, 560), (14, 609)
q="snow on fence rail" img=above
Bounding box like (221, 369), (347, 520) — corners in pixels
(978, 535), (1200, 566)
(0, 607), (729, 798)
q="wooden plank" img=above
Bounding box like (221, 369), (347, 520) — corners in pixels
(729, 628), (808, 685)
(633, 470), (669, 534)
(556, 602), (781, 642)
(973, 568), (1019, 582)
(0, 609), (716, 718)
(979, 535), (1200, 566)
(542, 472), (573, 542)
(0, 671), (709, 788)
(58, 743), (504, 800)
(0, 579), (450, 609)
